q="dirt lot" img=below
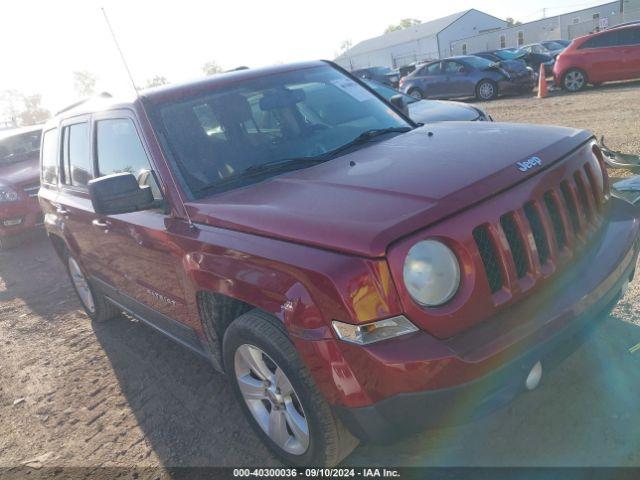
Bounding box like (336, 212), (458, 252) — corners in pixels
(2, 81), (640, 473)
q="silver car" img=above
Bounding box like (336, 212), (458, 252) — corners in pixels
(363, 79), (492, 123)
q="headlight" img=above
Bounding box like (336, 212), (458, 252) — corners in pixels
(0, 187), (18, 203)
(403, 240), (460, 306)
(332, 316), (418, 345)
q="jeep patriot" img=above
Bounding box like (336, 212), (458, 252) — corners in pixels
(39, 61), (640, 466)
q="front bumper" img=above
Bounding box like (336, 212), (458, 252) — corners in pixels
(330, 198), (639, 441)
(0, 198), (43, 237)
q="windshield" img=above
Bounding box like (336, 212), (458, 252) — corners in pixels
(0, 129), (42, 166)
(541, 41), (565, 51)
(495, 49), (526, 60)
(152, 65), (410, 197)
(363, 79), (419, 104)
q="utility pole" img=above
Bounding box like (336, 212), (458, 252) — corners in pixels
(542, 7), (547, 18)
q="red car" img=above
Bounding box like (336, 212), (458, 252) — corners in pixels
(554, 24), (640, 91)
(0, 125), (43, 249)
(40, 61), (638, 466)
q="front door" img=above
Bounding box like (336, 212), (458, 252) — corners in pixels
(88, 111), (192, 329)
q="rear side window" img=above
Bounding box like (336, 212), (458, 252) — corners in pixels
(62, 123), (92, 187)
(96, 119), (151, 178)
(41, 129), (59, 185)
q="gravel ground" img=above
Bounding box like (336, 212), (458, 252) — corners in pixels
(1, 81), (640, 473)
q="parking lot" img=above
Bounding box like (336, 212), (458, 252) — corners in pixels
(1, 80), (640, 472)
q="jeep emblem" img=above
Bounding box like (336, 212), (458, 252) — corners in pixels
(516, 156), (543, 172)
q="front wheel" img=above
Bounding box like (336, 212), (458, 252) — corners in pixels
(408, 88), (424, 100)
(562, 69), (587, 92)
(224, 310), (358, 466)
(476, 80), (498, 101)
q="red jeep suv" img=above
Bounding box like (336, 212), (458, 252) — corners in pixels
(0, 125), (43, 249)
(554, 24), (640, 91)
(39, 61), (639, 466)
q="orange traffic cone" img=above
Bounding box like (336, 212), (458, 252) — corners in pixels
(537, 63), (548, 98)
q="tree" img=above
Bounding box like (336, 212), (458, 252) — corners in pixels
(506, 17), (522, 27)
(145, 75), (169, 88)
(339, 39), (352, 54)
(19, 94), (51, 126)
(0, 90), (51, 127)
(0, 90), (22, 127)
(202, 60), (223, 76)
(385, 18), (421, 34)
(73, 70), (97, 97)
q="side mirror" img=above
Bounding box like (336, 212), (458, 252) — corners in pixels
(389, 94), (410, 116)
(88, 172), (155, 215)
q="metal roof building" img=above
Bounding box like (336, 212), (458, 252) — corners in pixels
(335, 9), (507, 70)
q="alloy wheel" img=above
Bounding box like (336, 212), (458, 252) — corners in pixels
(479, 82), (495, 100)
(564, 70), (585, 92)
(234, 344), (309, 455)
(68, 256), (96, 313)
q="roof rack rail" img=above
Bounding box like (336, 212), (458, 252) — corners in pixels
(55, 92), (113, 116)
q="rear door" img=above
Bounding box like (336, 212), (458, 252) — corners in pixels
(55, 116), (102, 269)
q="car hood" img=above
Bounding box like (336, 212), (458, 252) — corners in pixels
(0, 157), (39, 187)
(408, 100), (481, 123)
(187, 123), (592, 257)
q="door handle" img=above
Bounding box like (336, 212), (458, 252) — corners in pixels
(92, 219), (112, 230)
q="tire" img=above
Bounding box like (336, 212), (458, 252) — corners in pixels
(63, 249), (120, 322)
(476, 80), (498, 101)
(562, 68), (587, 92)
(223, 310), (358, 466)
(408, 88), (424, 100)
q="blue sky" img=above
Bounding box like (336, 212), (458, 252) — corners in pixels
(0, 0), (610, 113)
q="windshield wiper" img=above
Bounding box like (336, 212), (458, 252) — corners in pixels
(241, 156), (326, 176)
(195, 126), (412, 195)
(195, 156), (326, 194)
(322, 126), (412, 160)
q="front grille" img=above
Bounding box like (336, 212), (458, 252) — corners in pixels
(473, 161), (604, 295)
(473, 225), (504, 293)
(22, 182), (40, 198)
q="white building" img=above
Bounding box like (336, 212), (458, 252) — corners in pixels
(450, 1), (634, 56)
(335, 9), (507, 70)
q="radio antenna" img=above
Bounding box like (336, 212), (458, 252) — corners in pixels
(101, 7), (138, 95)
(100, 7), (196, 229)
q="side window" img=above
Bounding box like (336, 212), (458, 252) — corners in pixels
(581, 32), (616, 49)
(96, 118), (151, 178)
(41, 129), (59, 185)
(425, 63), (441, 75)
(96, 118), (161, 201)
(61, 123), (92, 187)
(443, 62), (464, 74)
